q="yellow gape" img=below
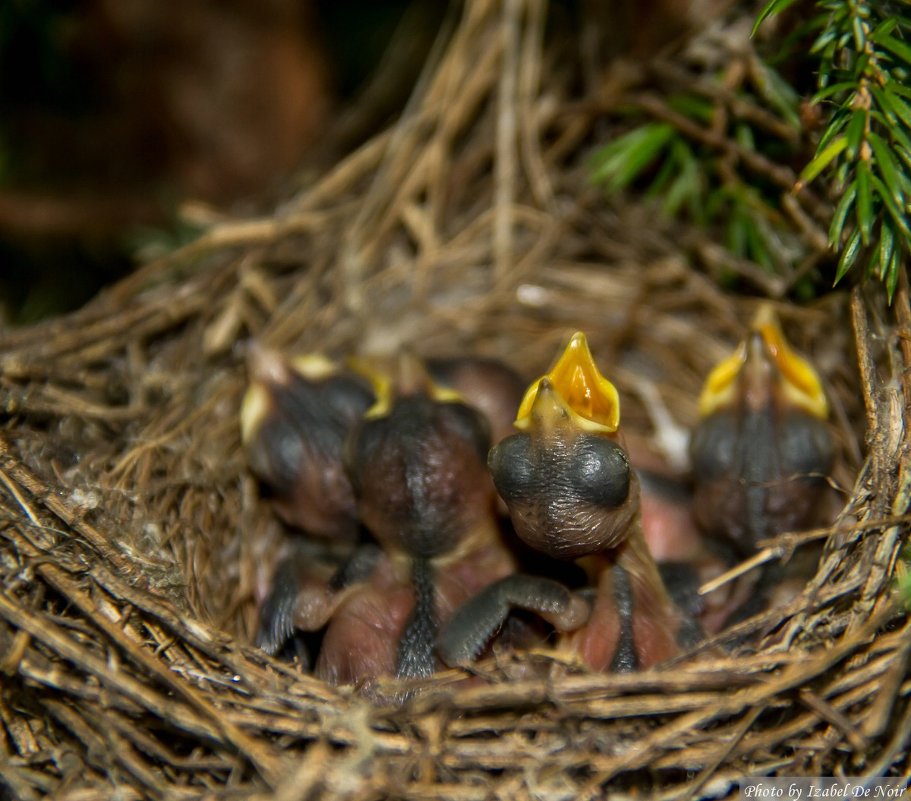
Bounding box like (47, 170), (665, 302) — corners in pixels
(697, 305), (828, 420)
(514, 332), (621, 434)
(348, 354), (464, 420)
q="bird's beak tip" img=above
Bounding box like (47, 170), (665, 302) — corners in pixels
(699, 307), (828, 419)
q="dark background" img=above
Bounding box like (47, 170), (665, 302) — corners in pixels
(0, 0), (438, 323)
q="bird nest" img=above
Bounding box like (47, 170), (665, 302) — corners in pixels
(1, 2), (909, 798)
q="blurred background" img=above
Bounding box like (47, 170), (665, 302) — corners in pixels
(3, 0), (871, 324)
(0, 0), (443, 324)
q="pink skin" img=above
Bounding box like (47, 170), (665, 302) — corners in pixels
(315, 531), (516, 685)
(638, 479), (757, 634)
(624, 437), (701, 561)
(639, 488), (703, 562)
(566, 576), (681, 670)
(434, 537), (519, 619)
(315, 555), (412, 686)
(631, 444), (757, 636)
(590, 540), (686, 670)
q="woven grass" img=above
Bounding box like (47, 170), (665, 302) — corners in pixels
(1, 1), (909, 798)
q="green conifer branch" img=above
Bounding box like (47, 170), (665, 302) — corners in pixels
(758, 0), (911, 299)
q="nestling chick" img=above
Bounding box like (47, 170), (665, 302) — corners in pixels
(314, 355), (517, 684)
(687, 306), (835, 630)
(689, 306), (834, 556)
(440, 333), (690, 672)
(241, 344), (374, 540)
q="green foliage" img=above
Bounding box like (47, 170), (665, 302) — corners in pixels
(591, 123), (678, 193)
(590, 79), (803, 282)
(590, 3), (910, 300)
(897, 547), (911, 611)
(758, 0), (911, 300)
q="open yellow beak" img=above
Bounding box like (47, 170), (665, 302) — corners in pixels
(514, 332), (620, 434)
(698, 305), (828, 419)
(348, 353), (463, 420)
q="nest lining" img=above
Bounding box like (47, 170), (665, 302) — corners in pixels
(0, 1), (909, 798)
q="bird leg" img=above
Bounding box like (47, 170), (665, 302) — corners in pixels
(256, 543), (382, 656)
(437, 574), (590, 667)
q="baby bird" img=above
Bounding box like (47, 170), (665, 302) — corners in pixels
(258, 355), (517, 685)
(326, 356), (516, 683)
(439, 333), (690, 672)
(686, 306), (835, 629)
(241, 344), (374, 540)
(689, 306), (834, 557)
